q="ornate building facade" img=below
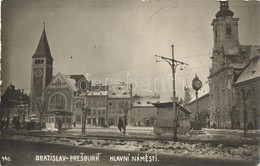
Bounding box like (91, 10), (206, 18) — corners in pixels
(208, 1), (260, 129)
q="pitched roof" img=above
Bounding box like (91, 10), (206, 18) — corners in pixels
(32, 27), (53, 61)
(235, 55), (260, 85)
(47, 73), (88, 93)
(68, 74), (90, 91)
(133, 95), (160, 107)
(152, 102), (191, 115)
(108, 83), (131, 98)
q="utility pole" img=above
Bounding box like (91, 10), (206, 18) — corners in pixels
(155, 44), (188, 141)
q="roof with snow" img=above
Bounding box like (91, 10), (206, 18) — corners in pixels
(152, 102), (191, 115)
(188, 93), (209, 105)
(189, 82), (209, 104)
(235, 55), (260, 85)
(48, 73), (89, 93)
(132, 95), (160, 107)
(108, 83), (131, 98)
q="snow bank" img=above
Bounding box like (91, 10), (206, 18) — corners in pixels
(7, 135), (258, 161)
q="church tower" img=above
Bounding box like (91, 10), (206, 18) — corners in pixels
(211, 0), (240, 73)
(212, 1), (239, 48)
(208, 1), (244, 128)
(30, 24), (53, 101)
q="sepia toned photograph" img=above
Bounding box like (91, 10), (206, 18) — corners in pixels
(0, 0), (259, 165)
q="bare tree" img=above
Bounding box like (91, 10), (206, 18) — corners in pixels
(119, 101), (130, 135)
(31, 94), (47, 131)
(236, 88), (254, 137)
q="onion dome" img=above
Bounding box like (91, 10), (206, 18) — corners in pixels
(215, 1), (234, 18)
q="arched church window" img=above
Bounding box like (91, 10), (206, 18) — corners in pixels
(50, 93), (66, 109)
(226, 24), (232, 35)
(75, 100), (82, 109)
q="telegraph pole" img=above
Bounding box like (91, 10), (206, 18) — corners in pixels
(155, 44), (188, 141)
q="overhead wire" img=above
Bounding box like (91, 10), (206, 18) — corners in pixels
(90, 52), (211, 78)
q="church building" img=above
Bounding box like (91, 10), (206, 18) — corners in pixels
(30, 25), (90, 129)
(208, 1), (260, 129)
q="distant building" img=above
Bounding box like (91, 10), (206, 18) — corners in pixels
(1, 85), (30, 128)
(152, 102), (191, 135)
(233, 50), (260, 130)
(185, 93), (210, 128)
(130, 94), (160, 126)
(85, 90), (108, 126)
(107, 83), (132, 126)
(208, 1), (260, 128)
(43, 73), (89, 129)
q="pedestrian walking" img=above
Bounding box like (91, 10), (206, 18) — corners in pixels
(58, 119), (62, 133)
(118, 117), (123, 133)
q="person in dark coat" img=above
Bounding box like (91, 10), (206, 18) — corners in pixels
(58, 119), (62, 133)
(118, 117), (123, 133)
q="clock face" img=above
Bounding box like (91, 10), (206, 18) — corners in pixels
(192, 79), (202, 91)
(194, 80), (202, 88)
(34, 69), (43, 77)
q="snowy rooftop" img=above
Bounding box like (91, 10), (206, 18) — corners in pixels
(235, 55), (260, 85)
(152, 102), (191, 115)
(189, 82), (209, 104)
(132, 95), (160, 107)
(108, 83), (131, 98)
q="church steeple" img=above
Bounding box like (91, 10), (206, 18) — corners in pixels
(211, 1), (239, 50)
(32, 23), (53, 61)
(30, 23), (54, 98)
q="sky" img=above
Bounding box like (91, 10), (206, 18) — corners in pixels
(1, 0), (260, 101)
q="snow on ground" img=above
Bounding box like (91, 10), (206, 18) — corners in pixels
(8, 135), (259, 161)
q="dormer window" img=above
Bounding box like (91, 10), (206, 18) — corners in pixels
(226, 24), (231, 35)
(147, 101), (151, 104)
(137, 101), (141, 104)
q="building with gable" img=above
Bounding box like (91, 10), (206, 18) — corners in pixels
(30, 26), (91, 129)
(107, 82), (132, 126)
(208, 1), (260, 129)
(85, 89), (108, 126)
(130, 94), (160, 126)
(233, 48), (260, 130)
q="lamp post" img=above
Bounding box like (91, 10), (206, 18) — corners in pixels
(81, 103), (90, 133)
(192, 74), (202, 130)
(155, 44), (188, 141)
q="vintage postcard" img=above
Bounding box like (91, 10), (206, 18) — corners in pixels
(0, 0), (259, 165)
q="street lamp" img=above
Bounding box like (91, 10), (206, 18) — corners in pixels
(155, 44), (188, 141)
(81, 103), (90, 133)
(192, 74), (202, 130)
